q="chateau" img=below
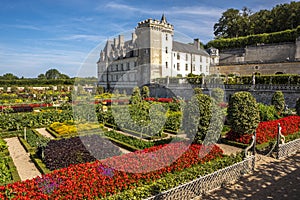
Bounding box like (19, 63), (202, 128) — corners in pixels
(97, 15), (219, 90)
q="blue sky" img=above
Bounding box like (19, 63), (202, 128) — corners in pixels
(0, 0), (294, 77)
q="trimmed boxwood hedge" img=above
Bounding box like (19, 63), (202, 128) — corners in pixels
(206, 25), (300, 50)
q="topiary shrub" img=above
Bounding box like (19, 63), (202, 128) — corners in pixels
(141, 86), (150, 99)
(296, 98), (300, 116)
(193, 87), (202, 95)
(130, 86), (141, 105)
(271, 91), (285, 114)
(227, 91), (260, 135)
(211, 88), (224, 104)
(183, 94), (223, 144)
(257, 103), (280, 122)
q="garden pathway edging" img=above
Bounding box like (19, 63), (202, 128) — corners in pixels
(4, 137), (41, 181)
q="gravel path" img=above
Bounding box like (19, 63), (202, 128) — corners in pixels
(35, 128), (54, 139)
(4, 137), (41, 181)
(200, 152), (300, 200)
(217, 143), (243, 155)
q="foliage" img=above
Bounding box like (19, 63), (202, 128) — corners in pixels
(105, 153), (244, 199)
(182, 94), (223, 144)
(227, 92), (260, 135)
(0, 110), (73, 131)
(130, 87), (142, 105)
(207, 25), (300, 49)
(211, 88), (224, 103)
(43, 135), (122, 170)
(0, 142), (223, 199)
(226, 115), (300, 144)
(141, 86), (150, 99)
(257, 103), (280, 122)
(44, 69), (70, 79)
(193, 87), (202, 95)
(213, 2), (300, 38)
(164, 111), (182, 132)
(271, 91), (285, 114)
(49, 122), (101, 136)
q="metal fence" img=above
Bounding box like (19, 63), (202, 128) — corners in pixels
(144, 156), (255, 200)
(277, 138), (300, 159)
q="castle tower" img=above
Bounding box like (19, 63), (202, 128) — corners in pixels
(135, 15), (174, 85)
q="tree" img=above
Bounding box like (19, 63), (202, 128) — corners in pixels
(37, 74), (46, 79)
(211, 88), (224, 104)
(44, 69), (69, 79)
(141, 86), (150, 99)
(2, 73), (18, 80)
(227, 92), (260, 135)
(130, 87), (141, 105)
(45, 69), (61, 79)
(271, 91), (285, 114)
(183, 93), (213, 143)
(213, 8), (241, 38)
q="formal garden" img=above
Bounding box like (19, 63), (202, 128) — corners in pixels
(0, 84), (300, 199)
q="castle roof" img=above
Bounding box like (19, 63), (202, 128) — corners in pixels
(173, 41), (209, 56)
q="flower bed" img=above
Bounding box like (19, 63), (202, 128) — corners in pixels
(0, 142), (223, 199)
(49, 122), (101, 136)
(43, 135), (122, 170)
(226, 116), (300, 144)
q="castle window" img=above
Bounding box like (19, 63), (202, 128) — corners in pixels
(166, 34), (168, 40)
(127, 63), (130, 70)
(166, 62), (168, 68)
(192, 55), (195, 61)
(200, 56), (202, 62)
(200, 65), (202, 71)
(177, 63), (180, 71)
(185, 64), (188, 71)
(186, 54), (188, 61)
(192, 64), (195, 71)
(177, 53), (180, 60)
(165, 47), (168, 53)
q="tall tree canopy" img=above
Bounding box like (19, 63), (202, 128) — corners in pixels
(214, 1), (300, 38)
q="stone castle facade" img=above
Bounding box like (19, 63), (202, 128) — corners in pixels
(97, 15), (219, 90)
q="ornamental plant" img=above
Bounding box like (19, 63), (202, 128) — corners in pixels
(141, 86), (150, 99)
(271, 91), (285, 114)
(227, 91), (260, 135)
(183, 94), (210, 143)
(211, 87), (224, 104)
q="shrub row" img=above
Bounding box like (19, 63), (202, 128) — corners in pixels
(206, 26), (300, 50)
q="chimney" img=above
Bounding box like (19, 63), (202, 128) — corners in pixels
(132, 32), (137, 43)
(114, 38), (118, 48)
(194, 38), (200, 50)
(119, 35), (124, 48)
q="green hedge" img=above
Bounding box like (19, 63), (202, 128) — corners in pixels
(207, 26), (300, 50)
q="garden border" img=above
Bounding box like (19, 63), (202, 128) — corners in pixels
(144, 156), (255, 200)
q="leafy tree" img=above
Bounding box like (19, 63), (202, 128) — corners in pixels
(141, 86), (150, 99)
(227, 92), (260, 135)
(45, 69), (61, 79)
(211, 88), (224, 104)
(193, 87), (202, 95)
(183, 94), (213, 143)
(130, 87), (141, 105)
(271, 91), (285, 114)
(2, 73), (18, 80)
(37, 74), (46, 79)
(214, 8), (242, 38)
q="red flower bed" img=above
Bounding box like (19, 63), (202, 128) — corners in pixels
(226, 116), (300, 144)
(0, 142), (223, 199)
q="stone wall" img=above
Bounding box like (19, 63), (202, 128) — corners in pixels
(165, 84), (300, 108)
(211, 61), (300, 75)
